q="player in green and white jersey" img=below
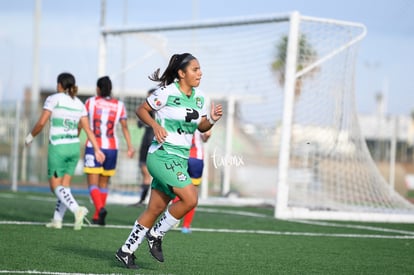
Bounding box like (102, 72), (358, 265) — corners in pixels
(116, 53), (223, 269)
(25, 72), (105, 230)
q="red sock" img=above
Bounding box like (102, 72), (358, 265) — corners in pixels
(183, 207), (196, 228)
(100, 188), (108, 208)
(89, 185), (102, 220)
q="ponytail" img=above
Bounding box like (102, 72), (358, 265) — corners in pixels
(57, 72), (77, 98)
(149, 53), (196, 87)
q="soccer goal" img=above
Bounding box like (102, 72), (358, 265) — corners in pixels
(99, 11), (414, 223)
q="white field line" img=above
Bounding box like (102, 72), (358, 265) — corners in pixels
(1, 193), (414, 238)
(1, 220), (414, 240)
(290, 219), (414, 235)
(197, 207), (414, 236)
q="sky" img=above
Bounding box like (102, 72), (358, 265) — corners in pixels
(0, 0), (413, 116)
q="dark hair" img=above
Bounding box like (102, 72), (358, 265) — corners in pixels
(57, 72), (77, 98)
(149, 53), (196, 87)
(147, 88), (157, 96)
(97, 76), (112, 97)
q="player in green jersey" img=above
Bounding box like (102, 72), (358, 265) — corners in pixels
(25, 72), (105, 230)
(116, 53), (223, 269)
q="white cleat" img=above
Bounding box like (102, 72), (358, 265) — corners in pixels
(74, 206), (89, 230)
(46, 219), (62, 229)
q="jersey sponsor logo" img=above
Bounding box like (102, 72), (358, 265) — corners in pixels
(63, 119), (77, 132)
(177, 127), (193, 135)
(185, 108), (199, 122)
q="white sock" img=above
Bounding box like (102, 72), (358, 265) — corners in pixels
(52, 199), (67, 221)
(123, 220), (149, 253)
(151, 209), (180, 238)
(54, 186), (79, 213)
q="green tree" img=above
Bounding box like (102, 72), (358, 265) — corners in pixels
(271, 34), (318, 99)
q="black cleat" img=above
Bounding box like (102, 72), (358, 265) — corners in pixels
(146, 231), (164, 262)
(115, 248), (138, 269)
(98, 208), (107, 226)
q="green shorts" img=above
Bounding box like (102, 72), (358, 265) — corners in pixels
(48, 143), (80, 179)
(146, 148), (192, 198)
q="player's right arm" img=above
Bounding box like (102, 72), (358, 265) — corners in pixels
(136, 101), (166, 144)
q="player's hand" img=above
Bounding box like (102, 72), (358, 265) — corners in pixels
(210, 101), (223, 122)
(127, 147), (135, 158)
(25, 133), (34, 146)
(153, 124), (168, 143)
(95, 149), (106, 164)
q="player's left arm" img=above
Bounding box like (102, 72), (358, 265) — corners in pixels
(198, 101), (223, 132)
(79, 116), (105, 164)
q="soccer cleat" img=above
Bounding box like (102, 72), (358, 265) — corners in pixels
(146, 231), (164, 262)
(97, 207), (107, 226)
(45, 219), (62, 229)
(115, 247), (138, 269)
(74, 206), (89, 230)
(181, 227), (191, 234)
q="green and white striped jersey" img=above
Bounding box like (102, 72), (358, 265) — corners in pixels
(147, 82), (208, 158)
(43, 92), (87, 146)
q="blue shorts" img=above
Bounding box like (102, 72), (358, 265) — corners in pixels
(83, 147), (118, 176)
(188, 158), (204, 184)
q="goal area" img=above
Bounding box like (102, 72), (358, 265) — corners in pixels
(99, 11), (414, 223)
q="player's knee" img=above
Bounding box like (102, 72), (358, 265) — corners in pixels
(186, 194), (198, 209)
(148, 204), (165, 216)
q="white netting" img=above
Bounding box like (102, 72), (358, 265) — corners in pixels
(278, 15), (414, 222)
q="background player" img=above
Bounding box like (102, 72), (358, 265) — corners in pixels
(25, 72), (105, 230)
(83, 76), (135, 225)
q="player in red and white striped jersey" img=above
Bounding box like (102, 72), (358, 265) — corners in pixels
(83, 76), (135, 225)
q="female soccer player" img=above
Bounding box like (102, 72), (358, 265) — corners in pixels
(83, 76), (135, 225)
(25, 72), (105, 230)
(172, 129), (211, 233)
(115, 53), (223, 269)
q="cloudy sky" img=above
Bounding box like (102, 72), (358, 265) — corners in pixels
(0, 0), (413, 115)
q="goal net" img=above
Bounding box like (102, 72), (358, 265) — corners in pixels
(100, 12), (414, 222)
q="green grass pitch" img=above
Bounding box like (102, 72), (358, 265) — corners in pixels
(1, 191), (414, 274)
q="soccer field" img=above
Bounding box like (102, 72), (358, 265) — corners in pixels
(1, 191), (414, 275)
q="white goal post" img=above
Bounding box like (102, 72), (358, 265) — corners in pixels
(98, 11), (414, 223)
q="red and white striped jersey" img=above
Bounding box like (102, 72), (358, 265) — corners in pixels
(85, 96), (127, 149)
(189, 130), (205, 160)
